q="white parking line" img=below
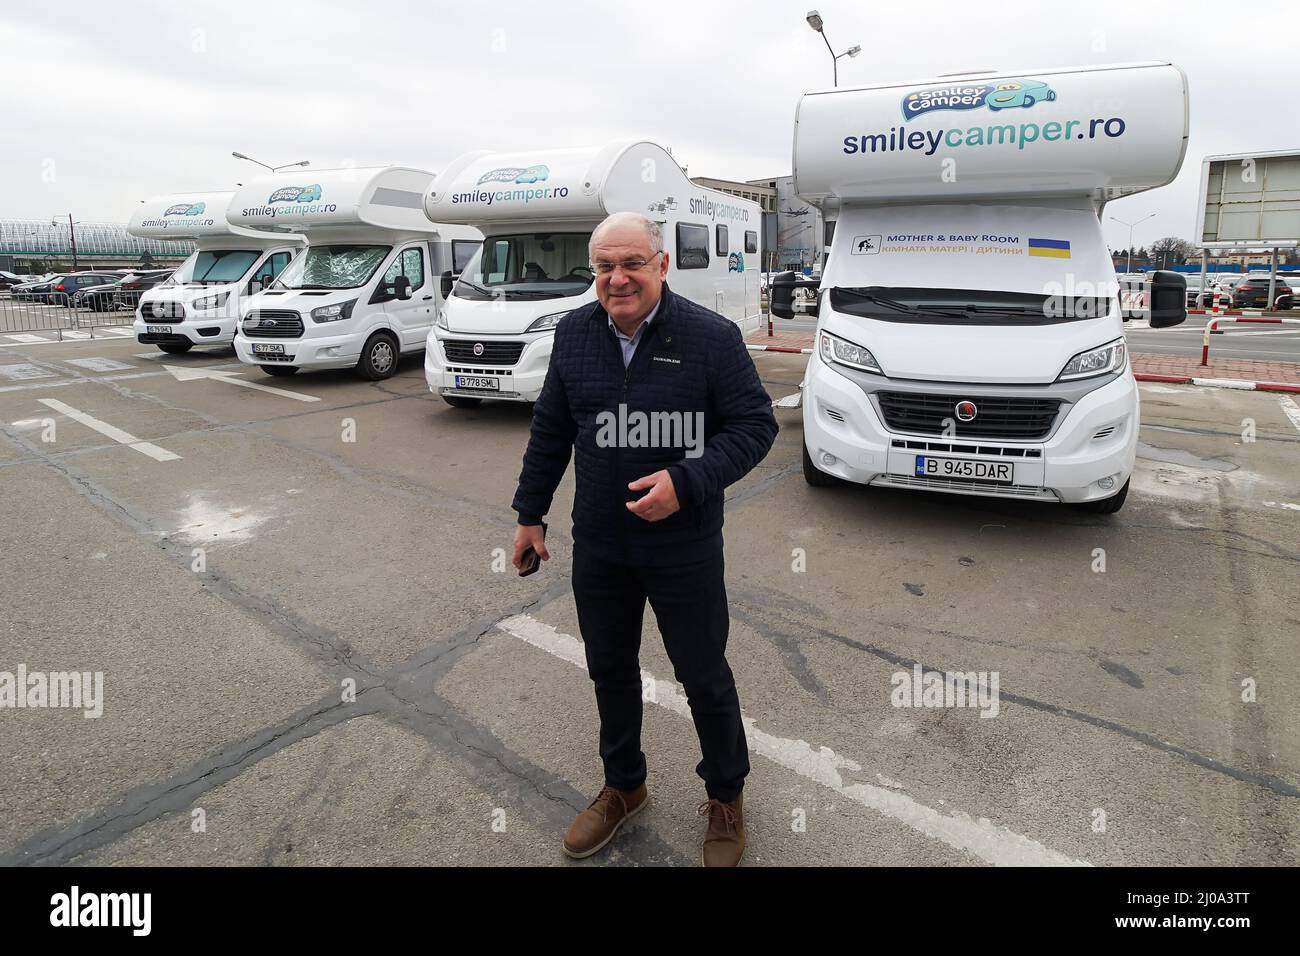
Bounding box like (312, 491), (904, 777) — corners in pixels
(64, 357), (136, 372)
(1280, 397), (1300, 436)
(4, 334), (52, 344)
(36, 397), (181, 462)
(496, 613), (1088, 867)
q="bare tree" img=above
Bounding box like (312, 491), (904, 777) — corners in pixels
(1149, 236), (1196, 269)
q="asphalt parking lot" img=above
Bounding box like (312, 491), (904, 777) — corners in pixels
(1, 335), (1297, 866)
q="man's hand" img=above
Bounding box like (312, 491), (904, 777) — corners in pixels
(512, 523), (550, 569)
(626, 470), (680, 522)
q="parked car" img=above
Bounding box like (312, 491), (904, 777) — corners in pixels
(1274, 274), (1300, 309)
(43, 272), (121, 306)
(10, 275), (67, 301)
(1230, 275), (1293, 310)
(114, 269), (174, 309)
(0, 270), (27, 290)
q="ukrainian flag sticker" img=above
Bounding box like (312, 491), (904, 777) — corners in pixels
(1028, 238), (1071, 259)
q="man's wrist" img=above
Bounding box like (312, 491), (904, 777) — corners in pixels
(517, 513), (544, 526)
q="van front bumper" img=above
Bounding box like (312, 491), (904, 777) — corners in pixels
(801, 352), (1138, 504)
(234, 330), (362, 370)
(425, 328), (553, 403)
(133, 314), (235, 346)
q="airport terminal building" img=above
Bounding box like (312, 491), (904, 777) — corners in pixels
(0, 220), (194, 274)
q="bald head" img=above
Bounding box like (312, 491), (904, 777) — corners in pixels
(589, 212), (663, 259)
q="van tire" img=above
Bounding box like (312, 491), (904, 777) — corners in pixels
(157, 341), (193, 354)
(802, 441), (844, 488)
(358, 332), (400, 381)
(261, 365), (298, 377)
(442, 395), (482, 408)
(1076, 478), (1129, 515)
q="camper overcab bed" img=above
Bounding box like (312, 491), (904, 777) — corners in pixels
(229, 167), (482, 380)
(784, 62), (1189, 513)
(128, 191), (302, 354)
(421, 141), (762, 407)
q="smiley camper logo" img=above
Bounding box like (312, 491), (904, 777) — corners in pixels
(902, 78), (1056, 120)
(163, 202), (206, 217)
(476, 164), (550, 186)
(268, 184), (323, 204)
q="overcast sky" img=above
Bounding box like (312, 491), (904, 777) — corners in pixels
(2, 0), (1292, 253)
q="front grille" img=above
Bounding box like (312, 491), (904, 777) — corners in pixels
(243, 310), (304, 338)
(139, 300), (185, 323)
(442, 339), (525, 366)
(876, 392), (1061, 440)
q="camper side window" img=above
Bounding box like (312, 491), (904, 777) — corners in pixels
(253, 252), (292, 287)
(676, 223), (709, 270)
(452, 240), (480, 275)
(716, 224), (729, 256)
(744, 231), (758, 254)
(384, 247), (425, 289)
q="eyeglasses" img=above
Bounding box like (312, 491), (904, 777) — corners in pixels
(589, 251), (663, 275)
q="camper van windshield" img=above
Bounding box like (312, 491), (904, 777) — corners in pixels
(829, 286), (1114, 325)
(455, 233), (593, 301)
(172, 250), (260, 286)
(274, 244), (391, 291)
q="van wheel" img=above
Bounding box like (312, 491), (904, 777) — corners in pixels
(157, 341), (192, 354)
(442, 395), (482, 408)
(1076, 478), (1129, 515)
(262, 365), (298, 377)
(802, 441), (844, 488)
(358, 332), (399, 381)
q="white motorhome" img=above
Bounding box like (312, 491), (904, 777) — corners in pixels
(421, 141), (762, 407)
(128, 192), (302, 354)
(229, 167), (482, 380)
(782, 62), (1189, 513)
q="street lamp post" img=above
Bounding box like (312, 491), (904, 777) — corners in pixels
(53, 214), (79, 272)
(805, 10), (860, 87)
(1110, 213), (1155, 273)
(231, 152), (311, 173)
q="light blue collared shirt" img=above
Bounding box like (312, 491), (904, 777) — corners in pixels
(607, 298), (661, 368)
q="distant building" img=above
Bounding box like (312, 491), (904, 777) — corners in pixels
(0, 220), (194, 273)
(745, 175), (824, 272)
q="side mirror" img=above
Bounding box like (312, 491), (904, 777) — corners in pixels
(770, 271), (799, 319)
(770, 271), (820, 319)
(248, 278), (265, 294)
(1148, 270), (1188, 329)
(394, 275), (412, 300)
(440, 270), (455, 298)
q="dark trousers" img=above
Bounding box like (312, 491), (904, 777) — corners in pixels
(571, 545), (749, 802)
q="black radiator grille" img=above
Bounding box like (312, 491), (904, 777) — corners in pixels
(876, 392), (1061, 440)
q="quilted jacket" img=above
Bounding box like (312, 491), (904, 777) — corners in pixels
(512, 283), (778, 566)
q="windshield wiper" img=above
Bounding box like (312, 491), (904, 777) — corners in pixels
(455, 278), (492, 296)
(918, 304), (1045, 315)
(504, 290), (565, 300)
(834, 288), (915, 312)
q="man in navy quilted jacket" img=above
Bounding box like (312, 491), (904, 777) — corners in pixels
(510, 212), (778, 867)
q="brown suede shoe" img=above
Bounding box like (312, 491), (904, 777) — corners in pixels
(698, 793), (745, 867)
(562, 783), (648, 859)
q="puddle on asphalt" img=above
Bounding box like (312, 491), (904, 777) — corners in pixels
(1137, 441), (1238, 473)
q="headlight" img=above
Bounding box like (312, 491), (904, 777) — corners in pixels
(1057, 337), (1126, 381)
(192, 291), (231, 311)
(435, 308), (449, 331)
(526, 310), (569, 333)
(311, 299), (356, 324)
(818, 329), (883, 375)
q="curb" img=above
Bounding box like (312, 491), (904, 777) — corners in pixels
(746, 344), (813, 354)
(1135, 372), (1300, 394)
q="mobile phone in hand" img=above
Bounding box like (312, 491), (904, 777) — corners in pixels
(518, 522), (547, 577)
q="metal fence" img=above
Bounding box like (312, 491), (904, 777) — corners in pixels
(1, 289), (137, 337)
